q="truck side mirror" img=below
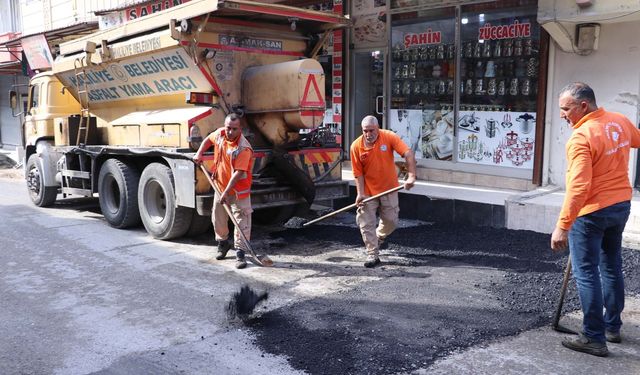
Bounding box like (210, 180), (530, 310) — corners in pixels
(9, 90), (23, 117)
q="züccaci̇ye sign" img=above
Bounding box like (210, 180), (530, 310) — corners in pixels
(478, 20), (531, 41)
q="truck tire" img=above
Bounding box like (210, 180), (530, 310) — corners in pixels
(26, 154), (57, 207)
(186, 210), (212, 237)
(98, 159), (141, 228)
(138, 163), (191, 240)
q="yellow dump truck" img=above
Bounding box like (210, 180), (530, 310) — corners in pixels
(12, 0), (350, 239)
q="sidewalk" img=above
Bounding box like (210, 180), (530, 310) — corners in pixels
(425, 296), (640, 374)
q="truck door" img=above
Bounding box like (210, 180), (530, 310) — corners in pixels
(350, 49), (386, 144)
(23, 82), (41, 144)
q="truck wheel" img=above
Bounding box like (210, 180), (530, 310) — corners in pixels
(26, 154), (57, 207)
(98, 159), (141, 228)
(138, 163), (191, 240)
(186, 210), (212, 237)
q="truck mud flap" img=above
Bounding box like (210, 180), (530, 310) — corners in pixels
(271, 150), (315, 205)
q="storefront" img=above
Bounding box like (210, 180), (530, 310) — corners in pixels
(349, 0), (547, 185)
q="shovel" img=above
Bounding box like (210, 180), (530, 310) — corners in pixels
(552, 256), (578, 334)
(302, 185), (404, 227)
(199, 164), (273, 267)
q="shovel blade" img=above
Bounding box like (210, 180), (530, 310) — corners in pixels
(552, 323), (578, 335)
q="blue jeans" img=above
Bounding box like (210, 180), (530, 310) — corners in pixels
(569, 200), (630, 343)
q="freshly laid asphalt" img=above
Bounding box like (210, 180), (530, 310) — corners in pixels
(1, 151), (640, 374)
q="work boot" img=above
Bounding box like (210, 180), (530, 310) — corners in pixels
(606, 330), (622, 343)
(378, 236), (388, 250)
(561, 334), (608, 357)
(364, 255), (381, 268)
(216, 239), (232, 260)
(235, 250), (247, 269)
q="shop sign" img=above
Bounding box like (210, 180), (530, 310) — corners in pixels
(478, 21), (531, 41)
(21, 34), (53, 71)
(126, 0), (192, 20)
(219, 35), (283, 51)
(403, 28), (442, 48)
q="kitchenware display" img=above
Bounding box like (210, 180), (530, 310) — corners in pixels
(501, 113), (512, 128)
(447, 44), (455, 60)
(487, 78), (497, 95)
(485, 118), (498, 138)
(413, 81), (422, 95)
(402, 81), (412, 95)
(504, 39), (513, 57)
(509, 78), (519, 95)
(402, 49), (411, 61)
(524, 38), (533, 56)
(498, 80), (506, 96)
(447, 79), (454, 94)
(432, 64), (442, 78)
(475, 79), (484, 95)
(437, 44), (445, 59)
(438, 79), (446, 95)
(465, 79), (474, 95)
(517, 113), (535, 134)
(485, 60), (496, 77)
(493, 40), (502, 57)
(394, 65), (401, 79)
(428, 45), (437, 60)
(526, 57), (538, 77)
(464, 42), (473, 58)
(393, 81), (401, 95)
(474, 42), (482, 58)
(514, 39), (523, 56)
(402, 63), (409, 78)
(483, 40), (492, 57)
(419, 46), (428, 60)
(409, 62), (416, 79)
(410, 48), (419, 61)
(521, 78), (531, 96)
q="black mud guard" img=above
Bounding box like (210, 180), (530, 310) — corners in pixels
(271, 149), (316, 205)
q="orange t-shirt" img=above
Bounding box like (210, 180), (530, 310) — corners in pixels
(557, 108), (640, 230)
(208, 128), (253, 199)
(350, 129), (410, 196)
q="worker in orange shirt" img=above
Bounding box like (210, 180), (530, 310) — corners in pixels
(350, 115), (416, 268)
(551, 82), (640, 356)
(193, 114), (254, 269)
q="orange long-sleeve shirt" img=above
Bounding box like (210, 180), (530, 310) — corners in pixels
(557, 108), (640, 230)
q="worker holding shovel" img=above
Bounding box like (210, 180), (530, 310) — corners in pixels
(551, 82), (640, 356)
(193, 114), (254, 269)
(350, 115), (416, 268)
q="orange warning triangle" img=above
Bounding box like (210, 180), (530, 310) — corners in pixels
(300, 74), (324, 107)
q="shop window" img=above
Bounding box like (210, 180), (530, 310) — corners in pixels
(458, 2), (539, 169)
(390, 7), (455, 161)
(388, 0), (541, 170)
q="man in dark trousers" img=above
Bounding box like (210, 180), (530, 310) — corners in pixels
(551, 82), (640, 356)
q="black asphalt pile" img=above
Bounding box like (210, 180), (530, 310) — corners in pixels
(252, 223), (640, 375)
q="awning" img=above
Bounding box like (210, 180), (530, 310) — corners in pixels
(0, 22), (98, 49)
(110, 107), (213, 126)
(0, 21), (99, 75)
(0, 60), (22, 75)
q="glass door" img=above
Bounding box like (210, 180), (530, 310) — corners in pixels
(351, 49), (386, 143)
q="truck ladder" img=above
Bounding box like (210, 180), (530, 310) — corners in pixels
(73, 56), (91, 146)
